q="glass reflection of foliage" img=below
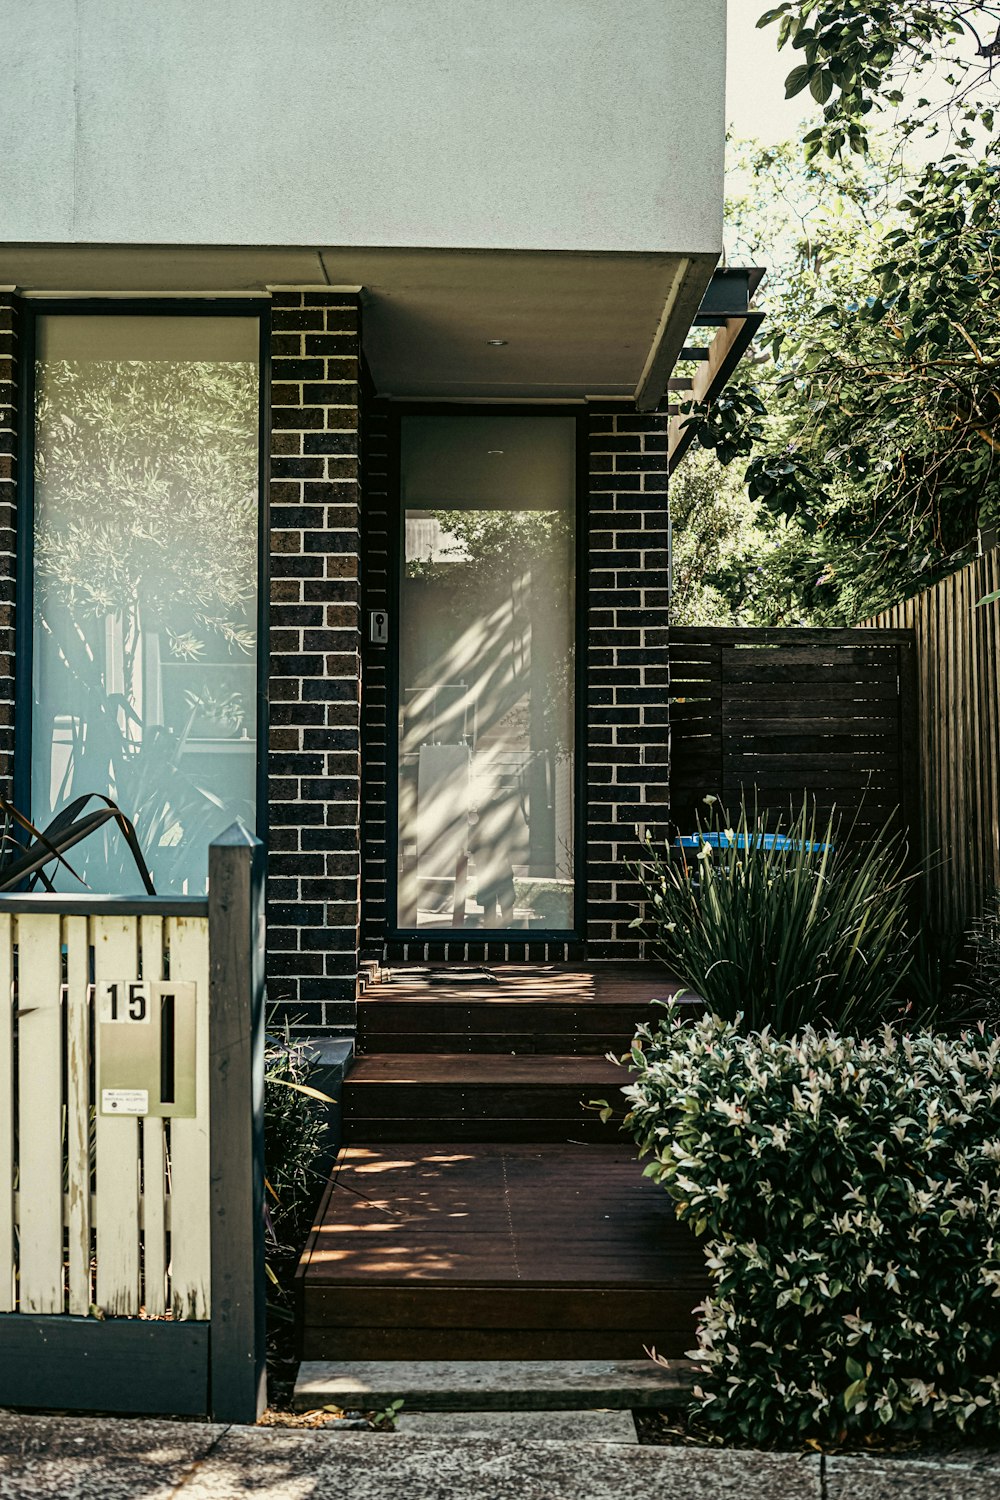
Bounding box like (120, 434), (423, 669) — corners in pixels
(33, 357), (258, 892)
(407, 506), (574, 757)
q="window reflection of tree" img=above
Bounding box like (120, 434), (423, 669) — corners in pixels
(33, 357), (258, 893)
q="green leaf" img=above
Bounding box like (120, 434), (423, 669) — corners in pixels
(843, 1378), (867, 1412)
(809, 70), (834, 104)
(784, 64), (812, 98)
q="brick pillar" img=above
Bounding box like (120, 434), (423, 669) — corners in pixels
(359, 396), (391, 957)
(0, 295), (18, 800)
(266, 290), (362, 1033)
(585, 403), (670, 961)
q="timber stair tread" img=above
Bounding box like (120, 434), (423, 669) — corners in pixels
(342, 1052), (628, 1142)
(296, 1143), (707, 1361)
(347, 1054), (625, 1085)
(355, 963), (692, 1055)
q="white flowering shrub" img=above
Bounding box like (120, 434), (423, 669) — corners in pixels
(623, 1011), (1000, 1445)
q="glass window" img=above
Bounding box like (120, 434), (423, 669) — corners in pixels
(397, 414), (576, 931)
(31, 313), (260, 895)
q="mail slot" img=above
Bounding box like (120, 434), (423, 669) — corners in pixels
(96, 979), (198, 1117)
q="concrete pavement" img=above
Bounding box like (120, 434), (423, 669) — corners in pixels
(0, 1415), (998, 1499)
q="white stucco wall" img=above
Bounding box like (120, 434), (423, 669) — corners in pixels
(0, 0), (726, 254)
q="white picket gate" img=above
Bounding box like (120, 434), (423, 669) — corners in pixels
(0, 827), (266, 1421)
(0, 907), (211, 1321)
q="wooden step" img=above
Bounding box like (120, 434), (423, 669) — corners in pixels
(356, 1000), (657, 1055)
(296, 1143), (708, 1362)
(356, 964), (689, 1056)
(342, 1053), (628, 1143)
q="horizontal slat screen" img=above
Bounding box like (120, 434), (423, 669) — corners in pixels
(669, 626), (917, 849)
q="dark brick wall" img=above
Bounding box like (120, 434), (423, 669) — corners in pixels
(0, 296), (17, 799)
(359, 398), (391, 958)
(584, 402), (670, 962)
(266, 290), (362, 1032)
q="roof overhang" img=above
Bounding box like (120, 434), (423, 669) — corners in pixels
(0, 243), (722, 404)
(665, 266), (767, 470)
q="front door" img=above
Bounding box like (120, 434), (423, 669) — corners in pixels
(394, 412), (578, 936)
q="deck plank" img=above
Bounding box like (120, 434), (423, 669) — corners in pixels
(302, 1143), (701, 1288)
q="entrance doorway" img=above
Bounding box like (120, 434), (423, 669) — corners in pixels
(394, 412), (578, 935)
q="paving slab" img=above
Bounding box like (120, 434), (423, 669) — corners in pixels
(0, 1414), (224, 1500)
(293, 1357), (695, 1411)
(394, 1409), (638, 1442)
(826, 1451), (1000, 1500)
(1, 1413), (992, 1500)
(183, 1429), (822, 1500)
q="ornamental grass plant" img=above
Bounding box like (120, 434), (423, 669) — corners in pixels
(264, 1025), (331, 1265)
(632, 798), (915, 1034)
(624, 1012), (1000, 1447)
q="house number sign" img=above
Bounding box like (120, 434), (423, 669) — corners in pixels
(96, 979), (198, 1118)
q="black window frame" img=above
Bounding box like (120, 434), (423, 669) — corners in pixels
(15, 296), (272, 860)
(385, 401), (588, 945)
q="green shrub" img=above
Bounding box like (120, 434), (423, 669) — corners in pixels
(632, 798), (915, 1033)
(622, 1012), (1000, 1446)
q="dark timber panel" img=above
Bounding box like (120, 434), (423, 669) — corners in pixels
(669, 626), (918, 845)
(0, 1317), (208, 1415)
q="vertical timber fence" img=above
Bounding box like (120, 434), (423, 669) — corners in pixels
(669, 627), (919, 850)
(862, 550), (1000, 935)
(0, 825), (266, 1421)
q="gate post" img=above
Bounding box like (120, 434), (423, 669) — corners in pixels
(208, 823), (267, 1423)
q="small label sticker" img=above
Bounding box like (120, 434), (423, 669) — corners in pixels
(101, 1088), (148, 1116)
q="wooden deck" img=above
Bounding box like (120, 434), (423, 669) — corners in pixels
(297, 964), (706, 1360)
(297, 1143), (707, 1360)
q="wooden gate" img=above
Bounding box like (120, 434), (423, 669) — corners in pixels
(0, 826), (265, 1421)
(669, 627), (919, 846)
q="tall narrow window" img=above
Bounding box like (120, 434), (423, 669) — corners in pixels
(397, 414), (576, 931)
(31, 313), (260, 895)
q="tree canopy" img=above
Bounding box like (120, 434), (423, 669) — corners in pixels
(672, 3), (1000, 626)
